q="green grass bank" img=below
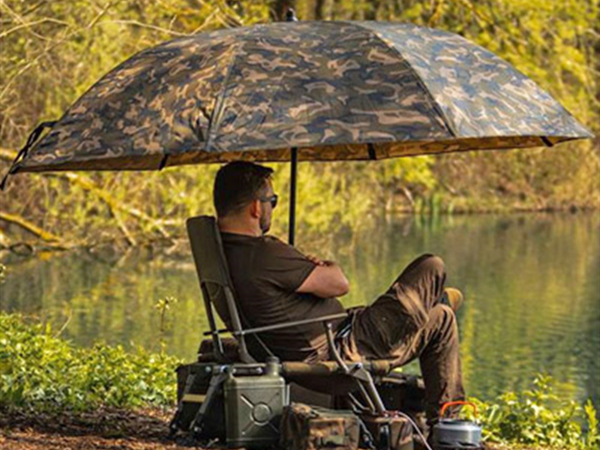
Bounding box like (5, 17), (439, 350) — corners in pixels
(0, 312), (598, 449)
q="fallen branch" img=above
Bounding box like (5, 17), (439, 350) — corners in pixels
(111, 209), (137, 246)
(48, 172), (172, 240)
(0, 211), (61, 242)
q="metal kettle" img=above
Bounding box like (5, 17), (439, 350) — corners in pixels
(430, 401), (482, 449)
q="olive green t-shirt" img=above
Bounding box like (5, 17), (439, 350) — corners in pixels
(220, 232), (345, 362)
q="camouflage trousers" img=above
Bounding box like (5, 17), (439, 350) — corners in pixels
(336, 254), (465, 421)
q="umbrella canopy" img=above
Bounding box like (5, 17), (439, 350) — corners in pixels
(4, 21), (592, 175)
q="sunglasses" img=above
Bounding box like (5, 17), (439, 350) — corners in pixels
(258, 194), (278, 209)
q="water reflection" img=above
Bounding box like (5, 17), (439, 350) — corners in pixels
(1, 213), (598, 406)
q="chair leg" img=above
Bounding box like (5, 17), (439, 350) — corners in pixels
(324, 321), (387, 416)
(169, 369), (199, 436)
(352, 366), (387, 414)
(191, 370), (229, 439)
(356, 381), (377, 412)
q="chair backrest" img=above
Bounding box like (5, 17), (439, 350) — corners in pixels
(186, 215), (255, 363)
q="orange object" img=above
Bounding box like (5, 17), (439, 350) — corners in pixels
(440, 401), (478, 419)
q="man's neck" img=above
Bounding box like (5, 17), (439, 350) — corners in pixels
(217, 217), (262, 237)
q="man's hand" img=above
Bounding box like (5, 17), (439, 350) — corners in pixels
(297, 257), (350, 298)
(306, 254), (325, 266)
(306, 254), (338, 267)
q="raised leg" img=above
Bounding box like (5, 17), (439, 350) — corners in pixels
(342, 255), (464, 422)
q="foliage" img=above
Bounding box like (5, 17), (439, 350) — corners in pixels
(0, 0), (598, 247)
(466, 375), (600, 449)
(0, 312), (599, 448)
(586, 400), (600, 448)
(0, 263), (5, 284)
(155, 295), (179, 350)
(0, 312), (180, 412)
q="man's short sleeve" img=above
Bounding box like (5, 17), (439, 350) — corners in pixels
(255, 236), (316, 292)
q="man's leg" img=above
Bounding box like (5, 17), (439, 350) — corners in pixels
(413, 304), (465, 421)
(390, 253), (447, 313)
(342, 254), (465, 421)
(346, 254), (446, 355)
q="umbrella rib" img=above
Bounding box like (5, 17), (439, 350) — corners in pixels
(347, 21), (459, 139)
(368, 143), (377, 160)
(204, 38), (246, 153)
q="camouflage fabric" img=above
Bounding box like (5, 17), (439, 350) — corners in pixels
(280, 403), (360, 450)
(9, 21), (593, 175)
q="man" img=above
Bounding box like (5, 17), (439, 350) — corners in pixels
(214, 161), (465, 424)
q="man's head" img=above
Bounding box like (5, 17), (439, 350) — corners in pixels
(213, 161), (276, 234)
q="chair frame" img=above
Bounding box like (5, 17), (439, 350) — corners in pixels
(189, 215), (350, 365)
(176, 215), (394, 439)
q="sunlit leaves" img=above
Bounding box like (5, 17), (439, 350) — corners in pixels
(0, 312), (180, 411)
(467, 375), (600, 449)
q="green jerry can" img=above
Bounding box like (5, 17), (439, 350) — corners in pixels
(224, 356), (289, 448)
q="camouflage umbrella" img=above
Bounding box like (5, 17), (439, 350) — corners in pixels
(1, 19), (593, 243)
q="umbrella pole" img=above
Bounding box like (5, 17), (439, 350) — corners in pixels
(288, 147), (298, 245)
(286, 11), (299, 245)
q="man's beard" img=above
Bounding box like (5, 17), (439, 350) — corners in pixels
(259, 215), (270, 234)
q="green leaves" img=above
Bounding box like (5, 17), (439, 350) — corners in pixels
(586, 400), (600, 448)
(0, 312), (598, 448)
(0, 312), (180, 412)
(468, 375), (600, 449)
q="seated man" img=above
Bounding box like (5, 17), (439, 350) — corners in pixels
(214, 161), (465, 423)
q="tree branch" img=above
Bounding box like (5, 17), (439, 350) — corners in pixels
(0, 211), (62, 242)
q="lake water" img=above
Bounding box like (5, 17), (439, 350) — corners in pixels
(1, 212), (599, 407)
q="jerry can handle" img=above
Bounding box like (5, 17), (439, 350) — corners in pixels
(440, 401), (478, 418)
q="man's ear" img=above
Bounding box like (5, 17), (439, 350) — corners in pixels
(249, 199), (262, 219)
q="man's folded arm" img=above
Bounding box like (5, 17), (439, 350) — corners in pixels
(296, 262), (350, 298)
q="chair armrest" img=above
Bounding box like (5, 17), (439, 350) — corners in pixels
(202, 312), (348, 337)
(202, 312), (348, 336)
(235, 312), (348, 336)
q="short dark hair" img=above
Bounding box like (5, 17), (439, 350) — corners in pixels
(213, 161), (274, 217)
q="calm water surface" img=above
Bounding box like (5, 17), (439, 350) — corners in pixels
(1, 213), (599, 406)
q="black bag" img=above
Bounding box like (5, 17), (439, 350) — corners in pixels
(377, 373), (425, 414)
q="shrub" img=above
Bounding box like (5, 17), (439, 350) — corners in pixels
(467, 375), (600, 449)
(0, 312), (180, 412)
(1, 311), (599, 450)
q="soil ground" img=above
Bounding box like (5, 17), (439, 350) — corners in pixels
(0, 407), (549, 450)
(0, 407), (200, 450)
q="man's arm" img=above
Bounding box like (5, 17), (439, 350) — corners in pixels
(296, 260), (350, 298)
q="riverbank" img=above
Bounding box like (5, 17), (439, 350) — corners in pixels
(2, 208), (600, 257)
(0, 406), (570, 450)
(1, 312), (598, 449)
